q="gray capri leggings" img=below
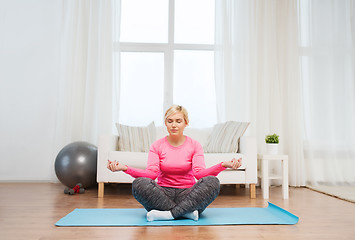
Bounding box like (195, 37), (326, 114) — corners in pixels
(132, 176), (220, 219)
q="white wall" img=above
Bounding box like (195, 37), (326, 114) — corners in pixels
(0, 0), (62, 181)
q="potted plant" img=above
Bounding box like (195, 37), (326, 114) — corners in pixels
(265, 134), (279, 154)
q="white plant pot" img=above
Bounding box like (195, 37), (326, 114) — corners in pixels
(266, 143), (279, 155)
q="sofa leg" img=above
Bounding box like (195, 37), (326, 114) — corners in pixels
(98, 182), (104, 198)
(250, 184), (256, 199)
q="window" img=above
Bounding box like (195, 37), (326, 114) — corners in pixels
(298, 0), (354, 148)
(119, 52), (164, 126)
(115, 0), (217, 128)
(120, 0), (168, 43)
(173, 50), (216, 126)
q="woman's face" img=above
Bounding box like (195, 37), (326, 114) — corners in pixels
(165, 112), (187, 137)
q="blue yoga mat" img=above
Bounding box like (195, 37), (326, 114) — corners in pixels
(55, 202), (298, 226)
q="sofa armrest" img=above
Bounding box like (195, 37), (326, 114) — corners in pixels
(97, 135), (118, 183)
(239, 136), (257, 184)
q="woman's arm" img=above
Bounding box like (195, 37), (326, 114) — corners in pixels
(191, 142), (224, 179)
(107, 144), (160, 180)
(193, 162), (226, 180)
(191, 141), (242, 179)
(193, 158), (242, 180)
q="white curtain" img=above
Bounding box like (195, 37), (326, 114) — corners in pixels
(53, 0), (116, 167)
(215, 0), (306, 186)
(301, 0), (355, 186)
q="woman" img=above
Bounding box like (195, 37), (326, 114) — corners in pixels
(107, 105), (241, 221)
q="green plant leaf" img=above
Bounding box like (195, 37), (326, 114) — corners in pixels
(265, 134), (279, 143)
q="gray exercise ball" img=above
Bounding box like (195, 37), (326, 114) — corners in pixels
(55, 141), (97, 188)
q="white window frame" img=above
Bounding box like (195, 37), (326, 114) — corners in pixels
(114, 0), (215, 113)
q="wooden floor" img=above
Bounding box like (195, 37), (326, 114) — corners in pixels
(1, 183), (354, 240)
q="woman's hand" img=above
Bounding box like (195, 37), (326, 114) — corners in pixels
(222, 158), (242, 169)
(107, 160), (128, 172)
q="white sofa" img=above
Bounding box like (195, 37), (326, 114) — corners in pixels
(97, 127), (257, 198)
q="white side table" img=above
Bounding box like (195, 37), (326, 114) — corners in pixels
(257, 154), (289, 199)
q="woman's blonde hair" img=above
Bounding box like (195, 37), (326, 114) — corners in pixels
(164, 105), (189, 125)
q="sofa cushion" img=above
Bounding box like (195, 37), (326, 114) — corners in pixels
(183, 127), (212, 147)
(115, 122), (156, 152)
(155, 126), (169, 139)
(204, 121), (249, 153)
